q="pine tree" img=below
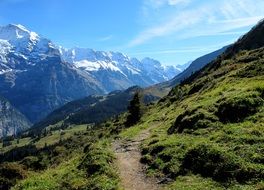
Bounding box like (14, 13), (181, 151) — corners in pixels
(125, 92), (142, 127)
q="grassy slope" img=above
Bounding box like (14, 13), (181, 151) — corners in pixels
(13, 139), (120, 190)
(0, 124), (87, 153)
(119, 47), (264, 189)
(0, 122), (121, 190)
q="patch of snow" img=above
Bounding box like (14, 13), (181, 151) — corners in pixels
(74, 60), (125, 75)
(0, 68), (12, 75)
(74, 60), (101, 71)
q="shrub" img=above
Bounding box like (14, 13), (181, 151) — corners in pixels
(168, 108), (218, 134)
(180, 144), (263, 182)
(78, 141), (119, 190)
(167, 86), (186, 102)
(188, 81), (206, 95)
(236, 56), (264, 78)
(0, 162), (27, 189)
(20, 156), (43, 170)
(216, 94), (263, 123)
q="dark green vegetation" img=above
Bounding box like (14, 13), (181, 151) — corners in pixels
(125, 92), (142, 127)
(31, 86), (158, 135)
(1, 20), (264, 190)
(0, 123), (122, 190)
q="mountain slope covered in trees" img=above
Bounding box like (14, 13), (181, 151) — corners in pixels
(31, 86), (158, 133)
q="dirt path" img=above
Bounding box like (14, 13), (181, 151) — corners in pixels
(113, 128), (162, 190)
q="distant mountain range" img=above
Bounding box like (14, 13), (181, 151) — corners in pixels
(59, 47), (183, 92)
(0, 24), (183, 128)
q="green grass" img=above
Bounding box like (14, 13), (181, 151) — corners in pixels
(0, 137), (32, 153)
(119, 122), (150, 140)
(13, 155), (88, 190)
(167, 175), (224, 190)
(78, 139), (121, 190)
(6, 124), (121, 190)
(35, 124), (87, 148)
(0, 125), (88, 154)
(136, 48), (264, 189)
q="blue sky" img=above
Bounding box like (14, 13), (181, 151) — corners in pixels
(0, 0), (263, 66)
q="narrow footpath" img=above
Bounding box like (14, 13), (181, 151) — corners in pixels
(113, 128), (162, 190)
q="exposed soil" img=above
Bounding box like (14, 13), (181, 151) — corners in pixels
(113, 128), (162, 190)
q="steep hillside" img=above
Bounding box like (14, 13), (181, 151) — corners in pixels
(0, 96), (31, 137)
(145, 46), (229, 98)
(116, 20), (264, 189)
(167, 45), (228, 86)
(224, 18), (264, 58)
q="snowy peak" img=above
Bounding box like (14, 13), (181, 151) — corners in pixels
(0, 24), (181, 83)
(0, 24), (39, 43)
(0, 24), (57, 56)
(141, 57), (162, 71)
(60, 47), (130, 64)
(0, 23), (182, 91)
(60, 47), (181, 85)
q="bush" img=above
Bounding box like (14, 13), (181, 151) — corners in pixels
(0, 162), (27, 189)
(78, 141), (119, 190)
(168, 108), (218, 134)
(20, 156), (43, 170)
(216, 94), (263, 123)
(167, 86), (186, 102)
(180, 144), (263, 182)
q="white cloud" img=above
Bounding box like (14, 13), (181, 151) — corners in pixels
(98, 35), (113, 42)
(128, 0), (264, 47)
(130, 39), (235, 56)
(128, 7), (208, 47)
(179, 16), (263, 40)
(168, 0), (191, 6)
(144, 0), (191, 8)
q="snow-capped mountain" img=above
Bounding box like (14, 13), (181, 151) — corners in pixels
(0, 24), (59, 60)
(0, 24), (61, 75)
(0, 24), (181, 126)
(0, 24), (104, 124)
(60, 47), (181, 92)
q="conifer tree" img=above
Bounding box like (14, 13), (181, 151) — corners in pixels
(125, 92), (142, 127)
